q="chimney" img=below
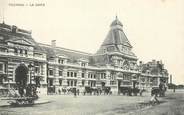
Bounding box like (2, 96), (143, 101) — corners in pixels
(51, 40), (56, 47)
(170, 74), (172, 84)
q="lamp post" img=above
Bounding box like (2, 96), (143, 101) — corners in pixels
(28, 62), (34, 85)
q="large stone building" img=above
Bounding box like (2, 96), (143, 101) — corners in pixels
(0, 17), (169, 95)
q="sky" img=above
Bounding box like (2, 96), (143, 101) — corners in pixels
(0, 0), (184, 84)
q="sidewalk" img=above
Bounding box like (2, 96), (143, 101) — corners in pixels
(0, 96), (50, 107)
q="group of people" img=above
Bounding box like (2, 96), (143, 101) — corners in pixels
(17, 84), (38, 98)
(56, 87), (112, 96)
(150, 83), (167, 104)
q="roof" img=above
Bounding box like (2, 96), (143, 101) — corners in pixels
(40, 43), (93, 63)
(96, 17), (135, 57)
(110, 16), (123, 27)
(0, 23), (45, 53)
(101, 16), (132, 47)
(102, 28), (132, 47)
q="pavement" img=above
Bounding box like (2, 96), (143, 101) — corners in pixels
(0, 91), (181, 115)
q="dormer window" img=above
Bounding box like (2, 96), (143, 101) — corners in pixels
(81, 63), (86, 67)
(107, 46), (114, 52)
(20, 49), (23, 54)
(12, 26), (17, 33)
(25, 50), (27, 55)
(58, 59), (64, 64)
(103, 49), (106, 53)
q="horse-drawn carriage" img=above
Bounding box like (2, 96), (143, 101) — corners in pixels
(151, 84), (167, 97)
(82, 86), (111, 95)
(118, 87), (145, 96)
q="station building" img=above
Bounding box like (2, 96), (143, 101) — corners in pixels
(0, 17), (169, 95)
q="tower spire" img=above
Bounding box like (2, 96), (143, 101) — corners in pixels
(2, 15), (5, 24)
(116, 14), (118, 20)
(2, 8), (5, 24)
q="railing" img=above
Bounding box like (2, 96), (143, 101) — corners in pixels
(0, 51), (46, 61)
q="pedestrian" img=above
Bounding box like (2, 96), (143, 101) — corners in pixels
(77, 89), (80, 96)
(139, 88), (144, 96)
(58, 89), (61, 95)
(73, 88), (77, 97)
(150, 94), (159, 104)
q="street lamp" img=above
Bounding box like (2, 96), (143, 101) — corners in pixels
(28, 62), (34, 85)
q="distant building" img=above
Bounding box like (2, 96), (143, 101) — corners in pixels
(0, 17), (169, 95)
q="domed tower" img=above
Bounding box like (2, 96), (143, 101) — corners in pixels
(94, 16), (137, 67)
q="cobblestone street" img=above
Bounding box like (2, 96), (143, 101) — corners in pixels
(1, 91), (184, 115)
(0, 94), (151, 115)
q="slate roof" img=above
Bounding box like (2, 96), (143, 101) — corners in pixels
(102, 28), (132, 47)
(96, 17), (136, 58)
(0, 23), (45, 53)
(110, 16), (123, 27)
(102, 17), (132, 47)
(40, 44), (93, 63)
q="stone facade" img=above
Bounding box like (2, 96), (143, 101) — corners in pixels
(0, 17), (169, 95)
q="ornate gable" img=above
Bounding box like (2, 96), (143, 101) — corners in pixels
(6, 37), (35, 46)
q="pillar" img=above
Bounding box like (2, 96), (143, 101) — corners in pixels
(62, 68), (68, 87)
(77, 70), (82, 87)
(84, 71), (89, 87)
(106, 71), (110, 87)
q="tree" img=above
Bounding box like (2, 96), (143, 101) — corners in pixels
(15, 64), (28, 87)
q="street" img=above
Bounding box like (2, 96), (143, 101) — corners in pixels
(0, 91), (184, 115)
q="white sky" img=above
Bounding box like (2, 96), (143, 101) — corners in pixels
(0, 0), (184, 84)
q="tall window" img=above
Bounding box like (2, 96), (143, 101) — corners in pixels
(74, 81), (77, 86)
(58, 59), (64, 64)
(35, 67), (40, 74)
(71, 81), (73, 86)
(59, 79), (62, 86)
(82, 80), (85, 86)
(67, 72), (69, 77)
(20, 49), (23, 54)
(25, 50), (27, 55)
(82, 73), (85, 78)
(0, 64), (3, 71)
(67, 81), (69, 86)
(49, 69), (53, 76)
(49, 79), (53, 86)
(74, 72), (77, 77)
(81, 63), (86, 67)
(59, 70), (63, 76)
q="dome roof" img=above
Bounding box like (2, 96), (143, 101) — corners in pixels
(110, 16), (123, 27)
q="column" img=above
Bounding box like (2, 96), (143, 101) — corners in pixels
(77, 70), (82, 87)
(96, 73), (101, 88)
(106, 71), (110, 87)
(42, 63), (47, 84)
(62, 68), (68, 87)
(84, 70), (89, 86)
(157, 77), (160, 87)
(54, 67), (59, 86)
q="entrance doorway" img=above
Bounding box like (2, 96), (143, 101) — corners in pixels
(101, 82), (105, 88)
(117, 80), (121, 94)
(15, 63), (28, 87)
